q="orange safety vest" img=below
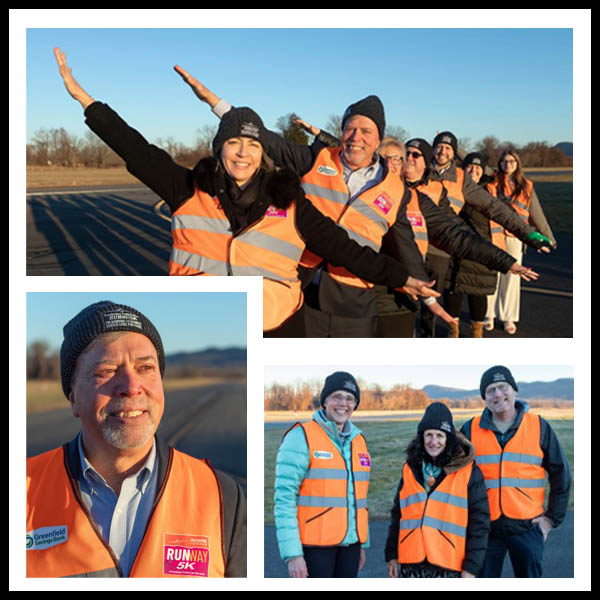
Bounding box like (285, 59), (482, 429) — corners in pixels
(486, 176), (533, 241)
(405, 189), (428, 257)
(169, 188), (305, 331)
(287, 420), (370, 546)
(26, 445), (226, 578)
(439, 167), (466, 215)
(471, 412), (545, 521)
(300, 146), (405, 288)
(397, 462), (472, 573)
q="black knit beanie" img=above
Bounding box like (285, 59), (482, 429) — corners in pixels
(319, 371), (360, 409)
(405, 138), (433, 167)
(480, 365), (518, 398)
(212, 106), (267, 158)
(417, 402), (456, 438)
(341, 95), (385, 140)
(463, 152), (486, 170)
(432, 131), (458, 157)
(60, 301), (165, 398)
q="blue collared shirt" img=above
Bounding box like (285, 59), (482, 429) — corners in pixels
(77, 434), (159, 577)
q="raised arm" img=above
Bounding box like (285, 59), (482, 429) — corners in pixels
(173, 65), (221, 109)
(53, 47), (95, 110)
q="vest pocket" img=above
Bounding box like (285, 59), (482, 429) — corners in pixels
(437, 529), (456, 549)
(515, 487), (533, 501)
(305, 507), (334, 525)
(399, 528), (417, 544)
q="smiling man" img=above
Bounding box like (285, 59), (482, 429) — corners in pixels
(460, 366), (571, 578)
(26, 301), (246, 578)
(274, 371), (370, 578)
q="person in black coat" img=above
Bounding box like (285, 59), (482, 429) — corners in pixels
(444, 153), (503, 337)
(385, 403), (490, 578)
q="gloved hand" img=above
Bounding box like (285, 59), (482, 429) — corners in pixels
(527, 231), (555, 253)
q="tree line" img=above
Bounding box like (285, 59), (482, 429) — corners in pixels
(264, 379), (572, 412)
(27, 114), (572, 169)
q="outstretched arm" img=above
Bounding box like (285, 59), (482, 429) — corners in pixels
(173, 65), (221, 108)
(53, 47), (95, 109)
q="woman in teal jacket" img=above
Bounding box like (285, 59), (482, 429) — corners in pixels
(274, 372), (369, 578)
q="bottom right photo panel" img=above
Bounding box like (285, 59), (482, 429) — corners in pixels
(264, 364), (574, 580)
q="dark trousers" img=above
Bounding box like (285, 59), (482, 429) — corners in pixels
(303, 304), (376, 338)
(303, 543), (362, 578)
(444, 292), (488, 322)
(419, 253), (451, 337)
(478, 527), (545, 578)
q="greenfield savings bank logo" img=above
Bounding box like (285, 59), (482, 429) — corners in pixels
(26, 526), (68, 550)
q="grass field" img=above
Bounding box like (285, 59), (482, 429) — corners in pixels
(264, 410), (574, 524)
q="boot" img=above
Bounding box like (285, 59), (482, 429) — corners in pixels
(471, 321), (484, 338)
(449, 318), (460, 338)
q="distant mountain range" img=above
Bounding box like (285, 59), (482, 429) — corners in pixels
(166, 346), (246, 369)
(555, 142), (573, 157)
(422, 378), (573, 402)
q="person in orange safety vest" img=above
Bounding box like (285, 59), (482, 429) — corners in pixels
(385, 402), (490, 578)
(460, 366), (571, 577)
(274, 372), (370, 578)
(26, 300), (246, 578)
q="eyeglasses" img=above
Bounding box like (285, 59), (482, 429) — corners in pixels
(327, 394), (356, 406)
(501, 159), (517, 165)
(406, 150), (423, 159)
(383, 154), (404, 163)
(485, 383), (511, 397)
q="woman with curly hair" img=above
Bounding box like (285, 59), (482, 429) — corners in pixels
(385, 402), (490, 577)
(485, 150), (557, 334)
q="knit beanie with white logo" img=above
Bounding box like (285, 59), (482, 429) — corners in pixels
(417, 402), (456, 439)
(479, 365), (519, 398)
(342, 95), (386, 141)
(212, 106), (267, 158)
(60, 301), (165, 398)
(319, 371), (360, 409)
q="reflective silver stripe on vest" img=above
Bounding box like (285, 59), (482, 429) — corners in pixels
(400, 491), (428, 510)
(353, 471), (370, 482)
(339, 226), (380, 251)
(297, 496), (348, 508)
(399, 518), (422, 530)
(170, 248), (229, 275)
(484, 477), (546, 490)
(305, 468), (347, 480)
(238, 230), (304, 262)
(301, 182), (348, 207)
(447, 195), (465, 211)
(172, 214), (231, 234)
(412, 232), (428, 241)
(422, 516), (467, 538)
(230, 264), (298, 282)
(429, 490), (469, 510)
(475, 453), (543, 466)
(356, 498), (368, 509)
(64, 567), (120, 578)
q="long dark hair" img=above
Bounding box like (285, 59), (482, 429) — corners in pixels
(405, 432), (460, 468)
(496, 149), (530, 199)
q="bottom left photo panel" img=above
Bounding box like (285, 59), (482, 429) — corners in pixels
(24, 291), (247, 580)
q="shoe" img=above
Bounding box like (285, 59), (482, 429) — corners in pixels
(448, 319), (460, 338)
(483, 318), (494, 331)
(504, 321), (517, 335)
(471, 322), (484, 338)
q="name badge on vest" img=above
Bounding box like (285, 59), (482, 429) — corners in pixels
(163, 533), (211, 577)
(407, 212), (424, 228)
(373, 193), (394, 215)
(358, 453), (371, 467)
(266, 206), (287, 218)
(313, 450), (333, 459)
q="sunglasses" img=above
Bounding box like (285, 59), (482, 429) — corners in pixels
(406, 150), (424, 159)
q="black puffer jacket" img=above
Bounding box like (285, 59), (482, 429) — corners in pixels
(446, 175), (503, 296)
(384, 432), (490, 576)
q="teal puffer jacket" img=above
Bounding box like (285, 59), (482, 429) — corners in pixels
(274, 409), (370, 561)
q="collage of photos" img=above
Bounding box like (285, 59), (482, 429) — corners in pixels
(11, 10), (590, 592)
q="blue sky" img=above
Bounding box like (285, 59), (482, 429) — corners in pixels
(264, 364), (575, 392)
(17, 11), (585, 153)
(26, 292), (247, 354)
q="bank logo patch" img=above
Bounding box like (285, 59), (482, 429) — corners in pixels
(26, 526), (68, 550)
(313, 450), (333, 460)
(266, 206), (287, 218)
(163, 533), (210, 577)
(373, 193), (394, 215)
(317, 165), (338, 176)
(407, 212), (424, 228)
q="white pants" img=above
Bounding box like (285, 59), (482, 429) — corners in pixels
(486, 236), (523, 323)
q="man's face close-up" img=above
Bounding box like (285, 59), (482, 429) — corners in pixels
(69, 332), (165, 456)
(484, 381), (517, 420)
(341, 115), (380, 170)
